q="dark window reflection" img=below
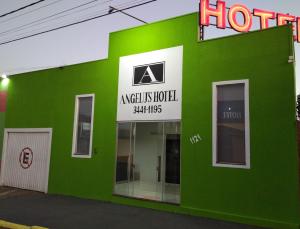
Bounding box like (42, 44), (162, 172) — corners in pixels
(75, 96), (93, 155)
(217, 84), (246, 165)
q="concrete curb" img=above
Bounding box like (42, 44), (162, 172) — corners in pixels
(0, 220), (48, 229)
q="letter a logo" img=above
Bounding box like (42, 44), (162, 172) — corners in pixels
(139, 66), (158, 83)
(133, 62), (164, 86)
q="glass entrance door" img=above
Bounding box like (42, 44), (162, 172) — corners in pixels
(132, 122), (164, 201)
(114, 123), (134, 197)
(114, 122), (180, 204)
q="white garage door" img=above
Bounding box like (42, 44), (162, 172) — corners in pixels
(0, 129), (52, 193)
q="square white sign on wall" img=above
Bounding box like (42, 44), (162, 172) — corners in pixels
(117, 46), (183, 121)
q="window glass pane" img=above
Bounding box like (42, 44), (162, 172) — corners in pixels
(115, 123), (133, 196)
(217, 83), (245, 164)
(163, 122), (180, 204)
(114, 122), (181, 204)
(75, 96), (93, 155)
(133, 122), (164, 201)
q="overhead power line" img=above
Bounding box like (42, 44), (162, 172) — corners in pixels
(109, 6), (147, 24)
(0, 0), (143, 40)
(0, 0), (156, 46)
(0, 0), (64, 24)
(0, 0), (144, 38)
(0, 0), (46, 18)
(0, 0), (107, 37)
(0, 0), (145, 41)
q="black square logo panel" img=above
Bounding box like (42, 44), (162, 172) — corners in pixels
(133, 62), (165, 86)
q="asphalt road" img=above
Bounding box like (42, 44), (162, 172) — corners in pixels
(0, 187), (265, 229)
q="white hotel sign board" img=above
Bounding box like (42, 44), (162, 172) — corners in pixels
(117, 46), (183, 121)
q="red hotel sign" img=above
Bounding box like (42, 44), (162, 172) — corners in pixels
(199, 0), (300, 43)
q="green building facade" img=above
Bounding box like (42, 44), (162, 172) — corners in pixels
(1, 13), (299, 229)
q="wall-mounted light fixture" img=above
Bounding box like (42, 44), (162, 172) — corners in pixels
(1, 74), (9, 88)
(1, 74), (7, 79)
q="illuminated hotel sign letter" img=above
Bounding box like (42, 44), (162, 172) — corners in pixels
(200, 0), (226, 29)
(253, 9), (276, 29)
(228, 4), (252, 32)
(298, 17), (300, 43)
(199, 0), (300, 43)
(277, 13), (296, 26)
(277, 13), (296, 40)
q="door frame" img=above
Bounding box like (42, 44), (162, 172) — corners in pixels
(0, 128), (53, 193)
(113, 121), (181, 204)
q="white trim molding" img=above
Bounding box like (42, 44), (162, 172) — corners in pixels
(212, 79), (250, 169)
(71, 94), (95, 159)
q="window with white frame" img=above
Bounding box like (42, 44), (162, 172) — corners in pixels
(212, 80), (250, 169)
(72, 94), (94, 158)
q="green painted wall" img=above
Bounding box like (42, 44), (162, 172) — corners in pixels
(4, 14), (299, 229)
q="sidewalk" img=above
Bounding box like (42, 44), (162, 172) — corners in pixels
(0, 187), (264, 229)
